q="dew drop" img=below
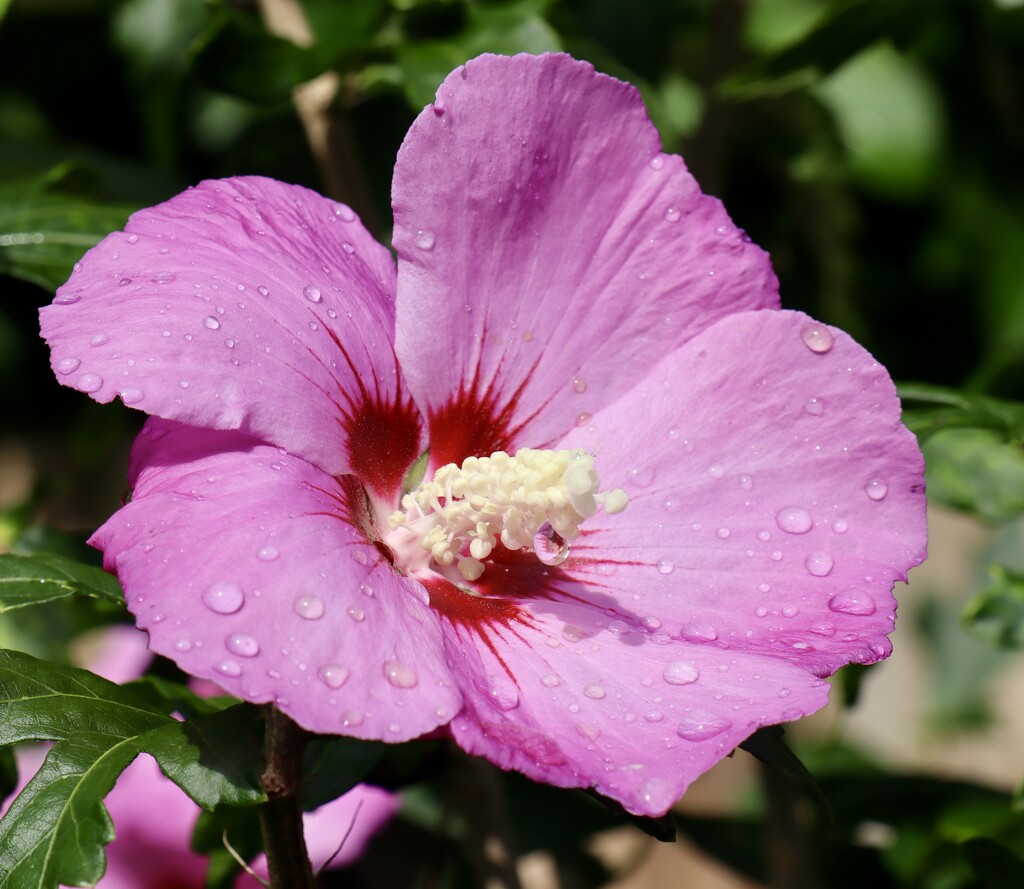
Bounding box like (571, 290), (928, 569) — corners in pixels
(303, 285), (322, 303)
(755, 606), (769, 618)
(203, 316), (221, 330)
(680, 622), (718, 642)
(801, 324), (835, 353)
(628, 465), (655, 488)
(656, 558), (674, 575)
(864, 478), (889, 501)
(804, 397), (824, 416)
(227, 633), (260, 657)
(347, 606), (365, 622)
(649, 155), (665, 170)
(202, 581), (244, 614)
(575, 412), (592, 427)
(77, 373), (103, 393)
(832, 518), (849, 533)
(293, 594), (325, 620)
(533, 523), (569, 566)
(542, 674), (561, 688)
(676, 713), (732, 741)
(126, 233), (139, 244)
(173, 638), (192, 652)
(215, 659), (241, 677)
(664, 207), (681, 222)
(119, 387), (144, 405)
(828, 590), (876, 616)
(805, 551), (834, 577)
(572, 375), (587, 393)
(583, 683), (606, 699)
(384, 660), (417, 689)
(776, 506), (813, 534)
(334, 204), (356, 222)
(662, 661), (700, 686)
(415, 230), (436, 250)
(318, 664), (350, 689)
(717, 527), (731, 539)
(488, 675), (520, 710)
(257, 545), (279, 561)
(562, 625), (585, 643)
(257, 285), (269, 296)
(56, 357), (81, 375)
(643, 710), (664, 723)
(90, 333), (109, 347)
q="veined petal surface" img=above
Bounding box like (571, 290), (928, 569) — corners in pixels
(393, 53), (779, 468)
(558, 310), (926, 677)
(41, 177), (421, 496)
(92, 420), (461, 741)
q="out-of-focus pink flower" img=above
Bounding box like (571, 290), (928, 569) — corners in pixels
(40, 53), (926, 815)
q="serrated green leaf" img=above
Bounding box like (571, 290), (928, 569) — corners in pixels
(302, 735), (386, 811)
(963, 564), (1024, 650)
(0, 651), (264, 888)
(0, 552), (125, 614)
(0, 176), (135, 292)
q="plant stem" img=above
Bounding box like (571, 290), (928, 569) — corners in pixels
(760, 760), (818, 889)
(260, 706), (316, 889)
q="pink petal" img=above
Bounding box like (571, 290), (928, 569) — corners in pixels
(392, 53), (778, 468)
(442, 598), (828, 816)
(93, 420), (461, 740)
(41, 177), (422, 496)
(71, 625), (152, 685)
(559, 309), (926, 678)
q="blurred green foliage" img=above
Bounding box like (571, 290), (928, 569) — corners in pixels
(2, 0), (1024, 887)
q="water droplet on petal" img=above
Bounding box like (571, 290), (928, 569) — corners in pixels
(541, 674), (561, 688)
(90, 333), (109, 347)
(488, 675), (520, 710)
(864, 478), (888, 501)
(828, 590), (877, 616)
(126, 233), (139, 244)
(415, 230), (435, 250)
(562, 625), (585, 643)
(644, 710), (664, 723)
(533, 523), (569, 566)
(384, 661), (417, 689)
(832, 518), (849, 533)
(203, 581), (244, 614)
(226, 633), (260, 657)
(650, 155), (665, 170)
(56, 357), (81, 375)
(776, 506), (813, 534)
(664, 207), (681, 222)
(257, 545), (279, 561)
(293, 594), (325, 620)
(805, 551), (834, 577)
(215, 659), (241, 677)
(656, 558), (674, 575)
(203, 316), (220, 330)
(347, 606), (365, 622)
(318, 664), (350, 688)
(173, 638), (192, 652)
(119, 387), (144, 405)
(303, 285), (322, 303)
(804, 397), (824, 416)
(662, 661), (700, 685)
(676, 713), (732, 741)
(257, 285), (269, 296)
(801, 324), (835, 353)
(572, 375), (587, 393)
(629, 465), (655, 488)
(583, 683), (606, 699)
(77, 373), (103, 393)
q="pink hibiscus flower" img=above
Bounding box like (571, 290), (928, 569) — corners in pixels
(39, 53), (926, 816)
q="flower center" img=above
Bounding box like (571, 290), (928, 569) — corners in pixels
(387, 448), (627, 582)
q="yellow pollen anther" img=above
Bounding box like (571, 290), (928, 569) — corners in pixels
(387, 447), (628, 581)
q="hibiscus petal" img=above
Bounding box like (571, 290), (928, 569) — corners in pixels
(441, 598), (828, 816)
(392, 53), (778, 467)
(560, 309), (926, 677)
(93, 420), (461, 740)
(41, 176), (422, 496)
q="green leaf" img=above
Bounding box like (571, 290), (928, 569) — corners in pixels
(0, 651), (264, 888)
(740, 725), (832, 818)
(963, 564), (1024, 650)
(898, 383), (1024, 444)
(922, 429), (1024, 522)
(0, 172), (136, 292)
(190, 9), (326, 104)
(302, 735), (385, 811)
(721, 0), (934, 99)
(0, 552), (125, 613)
(0, 747), (15, 807)
(192, 805), (263, 889)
